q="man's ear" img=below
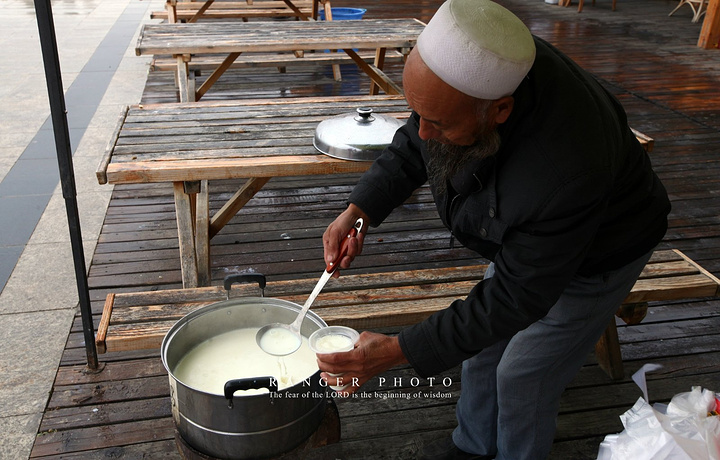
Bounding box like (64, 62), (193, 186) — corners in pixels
(491, 96), (515, 125)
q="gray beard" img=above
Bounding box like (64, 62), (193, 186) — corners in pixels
(426, 129), (501, 195)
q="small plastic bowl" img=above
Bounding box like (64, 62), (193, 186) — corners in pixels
(309, 326), (359, 354)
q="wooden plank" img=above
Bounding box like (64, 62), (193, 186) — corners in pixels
(96, 106), (128, 185)
(698, 0), (720, 49)
(47, 375), (169, 409)
(105, 155), (372, 184)
(95, 248), (720, 354)
(343, 49), (403, 95)
(150, 49), (406, 71)
(674, 248), (720, 295)
(31, 418), (175, 458)
(209, 177), (271, 238)
(54, 359), (166, 386)
(135, 19), (425, 57)
(40, 398), (171, 432)
(195, 180), (210, 286)
(624, 273), (720, 302)
(195, 52), (242, 101)
(175, 55), (190, 103)
(631, 127), (654, 152)
(95, 293), (114, 354)
(29, 440), (179, 459)
(173, 182), (199, 288)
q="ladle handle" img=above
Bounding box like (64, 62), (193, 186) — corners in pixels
(326, 217), (364, 273)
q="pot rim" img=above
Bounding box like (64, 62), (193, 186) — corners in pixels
(161, 296), (328, 397)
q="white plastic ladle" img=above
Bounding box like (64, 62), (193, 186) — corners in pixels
(256, 218), (364, 356)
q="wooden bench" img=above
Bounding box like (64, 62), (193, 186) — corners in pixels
(96, 249), (719, 380)
(149, 49), (406, 74)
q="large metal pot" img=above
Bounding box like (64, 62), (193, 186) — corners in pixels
(161, 274), (329, 460)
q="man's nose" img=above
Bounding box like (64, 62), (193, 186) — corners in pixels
(418, 118), (439, 141)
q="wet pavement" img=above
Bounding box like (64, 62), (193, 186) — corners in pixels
(0, 0), (160, 457)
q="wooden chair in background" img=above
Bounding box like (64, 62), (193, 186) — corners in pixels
(558, 0), (617, 12)
(668, 0), (709, 23)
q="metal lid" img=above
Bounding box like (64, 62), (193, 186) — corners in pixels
(313, 107), (404, 161)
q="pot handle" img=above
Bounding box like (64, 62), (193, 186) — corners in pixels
(223, 273), (266, 298)
(224, 377), (278, 407)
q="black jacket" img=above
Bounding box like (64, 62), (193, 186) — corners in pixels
(347, 37), (670, 377)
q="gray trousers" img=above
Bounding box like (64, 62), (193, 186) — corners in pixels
(452, 250), (653, 459)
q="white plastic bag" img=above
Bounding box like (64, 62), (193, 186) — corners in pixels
(597, 365), (720, 460)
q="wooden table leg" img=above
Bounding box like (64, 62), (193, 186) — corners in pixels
(176, 55), (192, 103)
(594, 320), (624, 380)
(173, 182), (200, 288)
(281, 0), (311, 21)
(369, 48), (387, 96)
(209, 177), (270, 238)
(188, 0), (216, 23)
(320, 1), (342, 81)
(166, 0), (178, 23)
(345, 48), (402, 95)
(698, 0), (720, 48)
(195, 180), (210, 286)
(195, 52), (242, 102)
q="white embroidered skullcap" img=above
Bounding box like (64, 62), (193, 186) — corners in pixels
(416, 0), (536, 100)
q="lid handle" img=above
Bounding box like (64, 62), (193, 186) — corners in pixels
(355, 107), (375, 123)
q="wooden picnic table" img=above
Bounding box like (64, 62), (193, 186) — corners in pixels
(158, 0), (319, 24)
(134, 18), (425, 101)
(97, 95), (411, 289)
(96, 94), (655, 290)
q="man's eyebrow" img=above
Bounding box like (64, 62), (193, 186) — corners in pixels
(421, 115), (443, 126)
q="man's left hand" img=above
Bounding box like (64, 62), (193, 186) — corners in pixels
(315, 331), (408, 394)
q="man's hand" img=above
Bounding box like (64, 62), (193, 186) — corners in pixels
(323, 204), (370, 277)
(315, 331), (408, 394)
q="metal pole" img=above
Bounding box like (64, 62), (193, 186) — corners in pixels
(33, 0), (99, 369)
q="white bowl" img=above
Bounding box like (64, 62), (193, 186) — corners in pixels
(308, 326), (359, 354)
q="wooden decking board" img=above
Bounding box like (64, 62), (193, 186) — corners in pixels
(34, 0), (720, 457)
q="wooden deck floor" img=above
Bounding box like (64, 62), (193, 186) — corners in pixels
(32, 0), (720, 458)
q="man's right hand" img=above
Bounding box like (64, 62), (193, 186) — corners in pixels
(323, 204), (370, 277)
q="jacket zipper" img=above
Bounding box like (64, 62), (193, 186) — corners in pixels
(446, 192), (460, 249)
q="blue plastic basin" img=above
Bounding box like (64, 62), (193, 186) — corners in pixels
(319, 7), (366, 20)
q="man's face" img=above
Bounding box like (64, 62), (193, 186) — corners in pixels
(403, 50), (502, 193)
(403, 51), (494, 147)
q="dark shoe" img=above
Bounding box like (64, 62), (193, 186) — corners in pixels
(417, 435), (494, 460)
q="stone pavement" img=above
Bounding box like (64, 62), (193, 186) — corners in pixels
(0, 0), (162, 457)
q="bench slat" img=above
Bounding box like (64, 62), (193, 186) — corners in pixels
(150, 50), (405, 72)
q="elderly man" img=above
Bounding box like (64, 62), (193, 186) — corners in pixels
(318, 0), (671, 458)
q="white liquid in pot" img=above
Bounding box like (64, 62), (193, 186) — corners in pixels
(173, 327), (318, 395)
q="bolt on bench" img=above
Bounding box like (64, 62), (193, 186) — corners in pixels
(97, 249), (719, 380)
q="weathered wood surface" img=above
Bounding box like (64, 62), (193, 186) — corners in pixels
(31, 0), (720, 458)
(150, 49), (405, 72)
(152, 0), (315, 21)
(97, 95), (651, 185)
(94, 249), (719, 354)
(135, 19), (425, 56)
(97, 95), (409, 184)
(698, 0), (720, 48)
